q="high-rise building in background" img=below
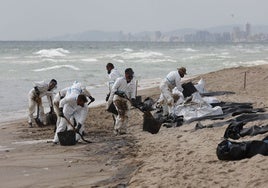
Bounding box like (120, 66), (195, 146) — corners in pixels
(245, 22), (251, 37)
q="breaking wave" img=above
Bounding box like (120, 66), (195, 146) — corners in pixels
(107, 50), (163, 60)
(32, 65), (80, 72)
(34, 48), (70, 58)
(81, 58), (98, 62)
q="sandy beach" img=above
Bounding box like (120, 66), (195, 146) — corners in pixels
(1, 65), (268, 188)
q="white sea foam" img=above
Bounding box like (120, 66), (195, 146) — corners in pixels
(134, 58), (177, 63)
(123, 48), (133, 52)
(182, 53), (218, 60)
(123, 51), (163, 59)
(107, 51), (163, 60)
(114, 59), (125, 63)
(217, 55), (233, 59)
(3, 56), (17, 59)
(8, 60), (41, 64)
(32, 65), (80, 72)
(223, 60), (268, 67)
(41, 58), (70, 63)
(176, 48), (199, 52)
(34, 48), (70, 58)
(81, 58), (98, 62)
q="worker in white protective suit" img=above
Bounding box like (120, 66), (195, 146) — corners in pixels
(106, 63), (122, 101)
(106, 68), (137, 135)
(159, 67), (187, 116)
(28, 79), (57, 127)
(53, 94), (89, 144)
(53, 81), (95, 130)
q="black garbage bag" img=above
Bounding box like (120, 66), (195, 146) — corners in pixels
(143, 111), (161, 134)
(182, 82), (197, 98)
(58, 130), (76, 146)
(216, 138), (268, 161)
(223, 122), (245, 140)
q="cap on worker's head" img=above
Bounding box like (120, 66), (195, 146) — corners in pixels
(178, 67), (187, 75)
(125, 68), (134, 75)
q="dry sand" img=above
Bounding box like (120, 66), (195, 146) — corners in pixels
(1, 65), (268, 188)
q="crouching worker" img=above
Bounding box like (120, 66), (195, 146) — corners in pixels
(53, 82), (95, 131)
(28, 79), (57, 127)
(52, 94), (88, 144)
(106, 68), (137, 135)
(159, 67), (186, 116)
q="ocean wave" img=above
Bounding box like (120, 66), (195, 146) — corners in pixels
(114, 59), (125, 63)
(123, 48), (133, 52)
(81, 58), (98, 62)
(107, 50), (163, 60)
(224, 60), (268, 67)
(34, 48), (70, 58)
(134, 58), (177, 63)
(124, 51), (163, 59)
(41, 58), (69, 63)
(176, 48), (199, 52)
(32, 65), (80, 72)
(3, 56), (17, 59)
(182, 53), (217, 60)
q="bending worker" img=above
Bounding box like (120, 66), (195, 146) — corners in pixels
(53, 94), (89, 144)
(159, 67), (187, 116)
(53, 81), (95, 130)
(28, 79), (57, 127)
(106, 68), (137, 135)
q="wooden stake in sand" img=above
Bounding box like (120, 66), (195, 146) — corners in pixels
(244, 72), (247, 89)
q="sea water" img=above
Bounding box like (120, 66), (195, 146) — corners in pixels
(0, 41), (268, 123)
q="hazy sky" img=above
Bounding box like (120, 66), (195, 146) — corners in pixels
(1, 0), (267, 40)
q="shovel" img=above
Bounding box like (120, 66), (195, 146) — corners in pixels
(63, 116), (93, 144)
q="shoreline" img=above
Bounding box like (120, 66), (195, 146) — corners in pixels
(1, 64), (268, 187)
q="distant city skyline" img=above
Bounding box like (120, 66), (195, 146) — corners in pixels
(1, 0), (268, 40)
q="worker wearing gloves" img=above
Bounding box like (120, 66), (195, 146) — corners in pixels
(159, 67), (187, 116)
(106, 68), (137, 135)
(28, 79), (57, 127)
(53, 94), (89, 144)
(53, 81), (95, 129)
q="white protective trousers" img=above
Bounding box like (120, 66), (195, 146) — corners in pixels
(28, 89), (46, 124)
(159, 81), (174, 116)
(113, 95), (130, 133)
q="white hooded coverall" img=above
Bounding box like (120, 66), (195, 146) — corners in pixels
(53, 93), (88, 143)
(53, 82), (92, 128)
(159, 71), (184, 115)
(28, 81), (56, 125)
(107, 77), (136, 133)
(107, 68), (122, 92)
